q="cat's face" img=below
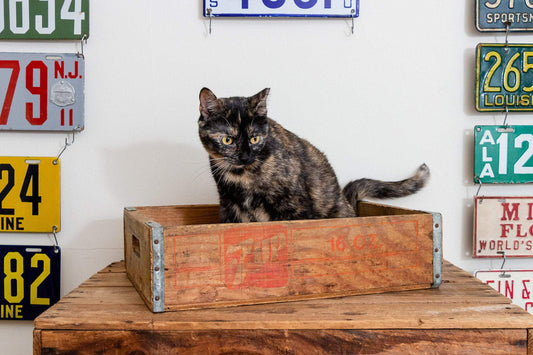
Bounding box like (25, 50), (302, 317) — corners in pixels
(198, 88), (270, 169)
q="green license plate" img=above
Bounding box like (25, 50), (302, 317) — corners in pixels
(475, 125), (533, 183)
(0, 157), (60, 233)
(476, 44), (533, 111)
(0, 0), (89, 40)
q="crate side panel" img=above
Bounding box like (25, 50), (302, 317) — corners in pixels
(163, 213), (434, 309)
(124, 210), (153, 310)
(358, 201), (427, 217)
(135, 205), (219, 227)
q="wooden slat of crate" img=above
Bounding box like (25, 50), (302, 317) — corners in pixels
(34, 260), (533, 354)
(124, 202), (438, 311)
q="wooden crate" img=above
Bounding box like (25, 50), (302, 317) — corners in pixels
(33, 260), (533, 354)
(123, 201), (442, 312)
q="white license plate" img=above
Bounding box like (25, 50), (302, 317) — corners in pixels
(0, 52), (84, 131)
(204, 0), (359, 17)
(474, 196), (533, 257)
(475, 269), (533, 314)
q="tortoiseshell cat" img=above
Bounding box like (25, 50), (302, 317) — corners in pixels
(198, 88), (429, 223)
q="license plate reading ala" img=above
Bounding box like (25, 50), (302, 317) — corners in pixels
(475, 269), (533, 314)
(0, 52), (84, 131)
(476, 44), (533, 111)
(0, 245), (60, 320)
(0, 157), (60, 233)
(0, 0), (89, 40)
(204, 0), (359, 18)
(474, 125), (533, 183)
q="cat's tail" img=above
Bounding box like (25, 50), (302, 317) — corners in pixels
(342, 163), (430, 209)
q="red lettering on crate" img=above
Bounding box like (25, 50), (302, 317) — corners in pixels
(223, 225), (289, 289)
(290, 221), (420, 279)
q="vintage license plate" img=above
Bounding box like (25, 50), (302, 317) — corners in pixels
(475, 269), (533, 313)
(0, 52), (84, 132)
(476, 0), (533, 32)
(204, 0), (359, 18)
(0, 0), (89, 40)
(474, 196), (533, 257)
(474, 125), (533, 183)
(0, 157), (60, 233)
(0, 245), (60, 320)
(476, 44), (533, 111)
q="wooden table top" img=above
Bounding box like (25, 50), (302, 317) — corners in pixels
(34, 260), (533, 332)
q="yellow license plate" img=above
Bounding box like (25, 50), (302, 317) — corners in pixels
(0, 157), (60, 233)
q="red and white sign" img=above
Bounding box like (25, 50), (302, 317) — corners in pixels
(475, 270), (533, 314)
(474, 196), (533, 257)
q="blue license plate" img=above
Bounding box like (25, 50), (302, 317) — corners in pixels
(0, 245), (60, 320)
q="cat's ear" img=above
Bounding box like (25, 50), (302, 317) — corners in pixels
(199, 88), (223, 119)
(250, 88), (270, 117)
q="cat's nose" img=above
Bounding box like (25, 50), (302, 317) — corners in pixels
(239, 152), (255, 165)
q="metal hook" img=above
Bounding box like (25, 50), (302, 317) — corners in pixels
(52, 226), (59, 253)
(474, 176), (483, 201)
(207, 8), (213, 35)
(77, 34), (88, 59)
(503, 105), (509, 127)
(497, 251), (509, 277)
(351, 9), (355, 34)
(53, 128), (79, 165)
(504, 21), (511, 53)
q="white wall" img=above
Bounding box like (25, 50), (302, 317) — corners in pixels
(1, 1), (532, 353)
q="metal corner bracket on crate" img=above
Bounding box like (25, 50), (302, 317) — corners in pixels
(431, 212), (443, 288)
(145, 221), (165, 313)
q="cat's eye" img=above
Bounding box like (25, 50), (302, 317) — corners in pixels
(221, 136), (234, 145)
(250, 136), (260, 144)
